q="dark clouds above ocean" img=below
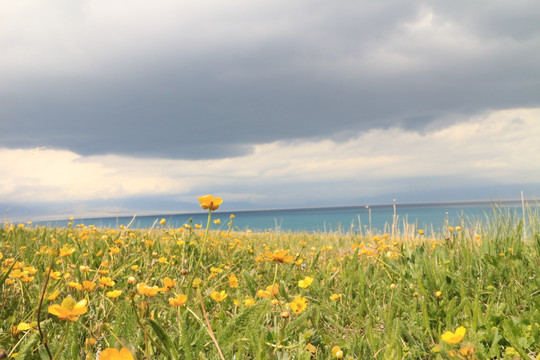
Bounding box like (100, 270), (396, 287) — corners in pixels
(2, 0), (539, 159)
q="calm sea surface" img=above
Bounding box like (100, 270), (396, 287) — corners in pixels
(36, 201), (536, 234)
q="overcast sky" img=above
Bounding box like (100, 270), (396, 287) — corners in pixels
(1, 0), (539, 220)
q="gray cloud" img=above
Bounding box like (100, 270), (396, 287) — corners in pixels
(1, 0), (539, 159)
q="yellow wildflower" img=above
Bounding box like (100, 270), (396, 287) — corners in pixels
(99, 347), (135, 360)
(210, 290), (228, 302)
(169, 294), (188, 307)
(47, 290), (60, 301)
(198, 195), (223, 211)
(265, 249), (293, 263)
(441, 326), (466, 344)
(306, 343), (317, 353)
(99, 277), (115, 288)
(67, 282), (83, 291)
(257, 284), (279, 298)
(59, 247), (75, 257)
(137, 283), (161, 297)
(289, 296), (307, 314)
(162, 277), (176, 291)
(17, 322), (36, 332)
(244, 296), (256, 306)
(331, 346), (344, 358)
(48, 297), (87, 321)
(229, 274), (239, 288)
(107, 290), (122, 298)
(82, 281), (96, 291)
(298, 276), (313, 288)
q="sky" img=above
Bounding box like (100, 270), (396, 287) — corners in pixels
(1, 0), (540, 220)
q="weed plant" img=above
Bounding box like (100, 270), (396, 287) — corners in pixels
(1, 198), (539, 359)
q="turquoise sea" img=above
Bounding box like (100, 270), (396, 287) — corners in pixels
(35, 200), (536, 234)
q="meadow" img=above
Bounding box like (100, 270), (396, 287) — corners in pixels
(1, 196), (539, 359)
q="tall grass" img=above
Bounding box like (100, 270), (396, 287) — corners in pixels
(1, 206), (539, 359)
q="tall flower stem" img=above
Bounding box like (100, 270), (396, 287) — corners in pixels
(51, 322), (70, 360)
(37, 252), (56, 360)
(198, 289), (226, 360)
(259, 262), (279, 324)
(187, 208), (212, 300)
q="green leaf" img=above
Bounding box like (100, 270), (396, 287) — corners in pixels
(149, 319), (178, 359)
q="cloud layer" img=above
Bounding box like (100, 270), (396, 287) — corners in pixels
(1, 1), (539, 219)
(2, 108), (539, 218)
(1, 0), (539, 159)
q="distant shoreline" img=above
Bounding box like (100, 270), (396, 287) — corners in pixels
(17, 198), (537, 224)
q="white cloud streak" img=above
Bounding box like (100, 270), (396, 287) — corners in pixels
(2, 108), (538, 209)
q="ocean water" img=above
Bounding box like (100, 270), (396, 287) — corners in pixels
(35, 200), (534, 234)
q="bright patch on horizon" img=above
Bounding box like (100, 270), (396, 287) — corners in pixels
(0, 107), (539, 214)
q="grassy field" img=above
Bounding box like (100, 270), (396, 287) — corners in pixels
(1, 197), (540, 359)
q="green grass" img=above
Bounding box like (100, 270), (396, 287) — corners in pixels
(1, 206), (539, 359)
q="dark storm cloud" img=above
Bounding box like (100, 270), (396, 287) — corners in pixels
(1, 0), (539, 159)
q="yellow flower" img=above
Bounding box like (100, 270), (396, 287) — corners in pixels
(159, 218), (166, 226)
(169, 294), (188, 306)
(67, 281), (83, 291)
(331, 345), (344, 358)
(228, 274), (239, 288)
(99, 347), (135, 360)
(289, 296), (307, 314)
(162, 277), (176, 291)
(210, 290), (228, 302)
(47, 290), (60, 301)
(441, 326), (466, 344)
(23, 266), (37, 275)
(306, 343), (317, 353)
(49, 271), (61, 280)
(107, 290), (122, 298)
(9, 269), (24, 278)
(459, 344), (475, 357)
(21, 275), (34, 283)
(82, 281), (96, 291)
(265, 249), (293, 263)
(244, 296), (256, 306)
(17, 322), (36, 332)
(198, 195), (223, 211)
(99, 277), (115, 288)
(48, 297), (88, 321)
(257, 284), (279, 298)
(59, 246), (75, 257)
(137, 283), (161, 297)
(329, 293), (342, 301)
(298, 276), (313, 288)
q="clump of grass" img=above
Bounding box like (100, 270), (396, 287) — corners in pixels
(1, 201), (539, 359)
